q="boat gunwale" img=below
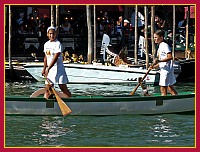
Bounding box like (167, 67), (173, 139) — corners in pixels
(5, 92), (195, 103)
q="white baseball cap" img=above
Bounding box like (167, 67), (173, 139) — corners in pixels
(124, 19), (129, 23)
(47, 26), (56, 33)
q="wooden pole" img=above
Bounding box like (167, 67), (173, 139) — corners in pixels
(51, 5), (54, 27)
(185, 6), (190, 58)
(144, 6), (149, 69)
(86, 5), (92, 64)
(56, 5), (59, 34)
(93, 5), (97, 62)
(172, 5), (176, 60)
(151, 6), (155, 60)
(134, 5), (138, 65)
(8, 5), (12, 70)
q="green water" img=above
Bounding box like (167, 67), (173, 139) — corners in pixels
(5, 81), (195, 147)
(5, 114), (195, 147)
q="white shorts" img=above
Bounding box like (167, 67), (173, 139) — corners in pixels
(159, 70), (176, 86)
(45, 67), (69, 84)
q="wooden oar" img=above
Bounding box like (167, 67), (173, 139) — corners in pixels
(45, 76), (72, 116)
(129, 64), (154, 96)
(138, 77), (150, 96)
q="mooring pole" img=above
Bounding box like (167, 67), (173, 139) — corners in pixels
(8, 5), (12, 70)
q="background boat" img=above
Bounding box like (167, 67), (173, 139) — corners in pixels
(24, 62), (160, 84)
(23, 33), (182, 84)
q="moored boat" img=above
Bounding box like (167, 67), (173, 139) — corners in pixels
(5, 92), (195, 116)
(24, 62), (160, 84)
(14, 32), (181, 84)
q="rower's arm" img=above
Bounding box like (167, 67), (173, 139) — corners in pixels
(47, 52), (60, 71)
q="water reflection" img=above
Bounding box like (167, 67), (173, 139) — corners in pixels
(148, 116), (180, 145)
(31, 117), (73, 146)
(6, 114), (194, 147)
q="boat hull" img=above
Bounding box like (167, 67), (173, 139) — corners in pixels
(24, 63), (159, 84)
(6, 93), (195, 116)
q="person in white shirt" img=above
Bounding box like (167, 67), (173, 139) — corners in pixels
(151, 30), (177, 96)
(131, 11), (145, 28)
(42, 26), (72, 99)
(61, 20), (72, 34)
(131, 10), (145, 56)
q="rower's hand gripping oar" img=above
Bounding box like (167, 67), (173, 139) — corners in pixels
(44, 76), (72, 116)
(129, 63), (155, 96)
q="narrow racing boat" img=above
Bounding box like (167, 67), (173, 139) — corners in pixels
(5, 92), (195, 116)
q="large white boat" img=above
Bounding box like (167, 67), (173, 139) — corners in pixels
(24, 34), (181, 84)
(24, 62), (160, 84)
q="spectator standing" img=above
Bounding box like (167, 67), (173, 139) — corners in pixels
(61, 20), (72, 34)
(154, 15), (166, 30)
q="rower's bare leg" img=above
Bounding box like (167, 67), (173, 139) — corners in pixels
(160, 86), (167, 96)
(44, 84), (53, 99)
(167, 86), (178, 95)
(59, 84), (72, 98)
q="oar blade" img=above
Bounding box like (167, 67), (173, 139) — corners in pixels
(54, 91), (72, 116)
(129, 84), (140, 95)
(45, 76), (72, 116)
(57, 99), (72, 116)
(129, 66), (153, 96)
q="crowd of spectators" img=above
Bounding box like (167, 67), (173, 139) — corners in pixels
(10, 6), (194, 58)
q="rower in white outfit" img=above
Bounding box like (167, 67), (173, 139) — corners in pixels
(42, 26), (72, 99)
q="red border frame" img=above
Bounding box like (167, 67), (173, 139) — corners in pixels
(1, 0), (198, 152)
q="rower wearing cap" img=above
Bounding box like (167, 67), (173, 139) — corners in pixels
(42, 26), (72, 99)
